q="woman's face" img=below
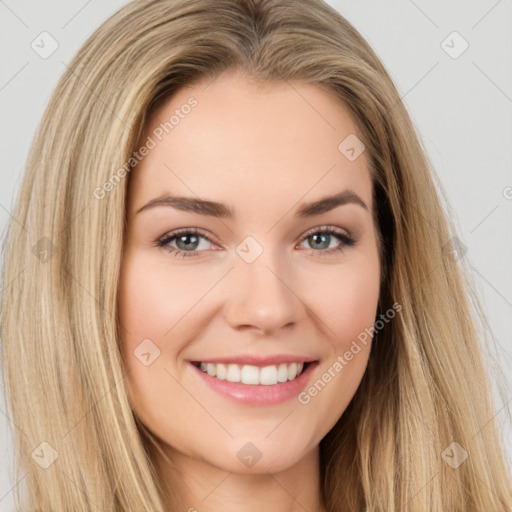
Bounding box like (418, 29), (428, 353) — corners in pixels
(118, 69), (381, 475)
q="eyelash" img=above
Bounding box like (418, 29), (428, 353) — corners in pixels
(155, 226), (357, 259)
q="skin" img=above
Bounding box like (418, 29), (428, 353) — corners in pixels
(118, 68), (381, 512)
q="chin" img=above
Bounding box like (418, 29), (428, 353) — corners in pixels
(205, 436), (316, 475)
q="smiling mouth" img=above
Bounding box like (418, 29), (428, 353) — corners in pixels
(190, 361), (312, 386)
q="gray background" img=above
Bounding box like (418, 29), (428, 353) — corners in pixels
(0, 1), (511, 509)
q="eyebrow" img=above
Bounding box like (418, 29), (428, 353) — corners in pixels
(135, 190), (368, 218)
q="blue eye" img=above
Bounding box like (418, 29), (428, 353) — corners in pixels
(156, 228), (212, 258)
(156, 226), (357, 258)
(298, 226), (357, 255)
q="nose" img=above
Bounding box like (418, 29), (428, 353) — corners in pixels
(223, 251), (303, 335)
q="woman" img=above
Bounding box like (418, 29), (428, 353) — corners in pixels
(1, 0), (511, 510)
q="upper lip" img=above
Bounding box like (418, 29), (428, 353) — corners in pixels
(190, 354), (318, 367)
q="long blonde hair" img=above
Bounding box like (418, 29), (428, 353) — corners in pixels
(1, 0), (511, 510)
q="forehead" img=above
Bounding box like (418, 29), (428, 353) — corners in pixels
(127, 70), (372, 218)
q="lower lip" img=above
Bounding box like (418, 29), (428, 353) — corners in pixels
(190, 362), (318, 406)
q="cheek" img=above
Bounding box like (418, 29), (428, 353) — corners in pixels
(308, 253), (381, 347)
(118, 251), (217, 350)
(117, 251), (225, 414)
(303, 250), (380, 420)
(327, 274), (379, 344)
(117, 252), (196, 438)
(296, 248), (379, 414)
(296, 275), (378, 435)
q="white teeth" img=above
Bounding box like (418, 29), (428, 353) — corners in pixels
(226, 364), (241, 382)
(216, 363), (227, 380)
(277, 363), (288, 383)
(196, 361), (307, 385)
(241, 365), (259, 385)
(260, 365), (277, 385)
